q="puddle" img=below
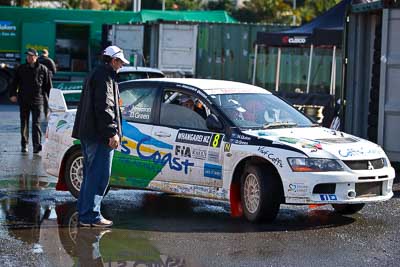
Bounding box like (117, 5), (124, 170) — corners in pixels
(0, 174), (56, 191)
(0, 200), (187, 266)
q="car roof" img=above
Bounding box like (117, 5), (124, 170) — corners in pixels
(119, 66), (164, 74)
(123, 78), (271, 95)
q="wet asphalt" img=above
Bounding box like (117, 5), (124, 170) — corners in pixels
(0, 104), (399, 267)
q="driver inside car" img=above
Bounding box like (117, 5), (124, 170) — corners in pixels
(242, 98), (266, 123)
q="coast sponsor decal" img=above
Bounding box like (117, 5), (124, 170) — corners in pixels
(130, 138), (194, 175)
(176, 130), (223, 148)
(257, 147), (283, 168)
(204, 163), (222, 179)
(119, 121), (194, 175)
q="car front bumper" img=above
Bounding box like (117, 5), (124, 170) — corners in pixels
(283, 166), (395, 204)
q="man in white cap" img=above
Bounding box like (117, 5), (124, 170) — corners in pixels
(72, 45), (129, 228)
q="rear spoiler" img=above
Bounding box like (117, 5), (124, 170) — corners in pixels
(48, 88), (81, 112)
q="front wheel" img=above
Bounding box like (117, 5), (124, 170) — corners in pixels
(240, 165), (282, 223)
(331, 203), (365, 215)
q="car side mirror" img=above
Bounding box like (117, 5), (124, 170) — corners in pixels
(206, 114), (223, 131)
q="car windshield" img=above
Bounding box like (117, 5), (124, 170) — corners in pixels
(210, 92), (314, 129)
(117, 71), (164, 82)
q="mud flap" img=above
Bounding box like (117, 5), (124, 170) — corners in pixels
(230, 182), (243, 218)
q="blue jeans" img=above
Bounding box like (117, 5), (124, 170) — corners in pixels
(78, 140), (114, 224)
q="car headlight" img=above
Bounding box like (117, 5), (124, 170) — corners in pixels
(287, 158), (343, 172)
(382, 157), (389, 167)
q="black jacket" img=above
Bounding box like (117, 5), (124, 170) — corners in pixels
(9, 61), (52, 105)
(38, 56), (57, 76)
(72, 63), (122, 145)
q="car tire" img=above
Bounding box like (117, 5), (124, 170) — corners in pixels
(64, 149), (84, 199)
(64, 149), (111, 199)
(240, 165), (281, 223)
(331, 203), (365, 215)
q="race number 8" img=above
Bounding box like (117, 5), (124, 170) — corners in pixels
(212, 134), (221, 147)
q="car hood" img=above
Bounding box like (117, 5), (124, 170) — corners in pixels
(242, 127), (387, 160)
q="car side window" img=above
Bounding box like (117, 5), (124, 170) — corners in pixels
(160, 90), (209, 130)
(120, 87), (157, 123)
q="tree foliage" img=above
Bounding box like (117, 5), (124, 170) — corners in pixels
(4, 0), (342, 24)
(233, 0), (293, 24)
(203, 0), (234, 12)
(296, 0), (342, 23)
(233, 0), (341, 24)
(165, 0), (202, 10)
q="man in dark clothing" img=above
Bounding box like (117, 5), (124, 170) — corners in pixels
(72, 45), (128, 228)
(38, 49), (56, 117)
(9, 48), (52, 153)
(38, 49), (56, 77)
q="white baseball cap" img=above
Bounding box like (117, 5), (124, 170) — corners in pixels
(103, 45), (129, 64)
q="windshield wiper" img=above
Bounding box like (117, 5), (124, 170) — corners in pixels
(263, 122), (298, 129)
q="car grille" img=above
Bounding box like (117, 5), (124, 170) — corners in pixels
(343, 158), (385, 170)
(355, 182), (382, 197)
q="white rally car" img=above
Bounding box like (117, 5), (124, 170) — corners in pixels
(43, 78), (395, 223)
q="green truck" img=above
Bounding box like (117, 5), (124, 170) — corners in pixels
(0, 6), (237, 97)
(0, 6), (142, 96)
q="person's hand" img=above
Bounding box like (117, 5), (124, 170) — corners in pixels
(108, 134), (120, 149)
(9, 96), (17, 103)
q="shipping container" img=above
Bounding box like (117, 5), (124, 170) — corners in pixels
(344, 0), (400, 162)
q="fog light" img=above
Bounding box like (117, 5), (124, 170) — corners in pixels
(348, 190), (356, 198)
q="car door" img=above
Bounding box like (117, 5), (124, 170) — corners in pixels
(150, 86), (224, 188)
(111, 83), (164, 189)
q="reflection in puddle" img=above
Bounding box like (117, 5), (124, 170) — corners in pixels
(0, 199), (186, 266)
(0, 186), (360, 266)
(0, 174), (56, 191)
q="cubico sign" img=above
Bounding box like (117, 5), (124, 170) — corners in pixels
(282, 35), (308, 45)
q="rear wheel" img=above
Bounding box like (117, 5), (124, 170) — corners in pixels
(64, 150), (84, 199)
(64, 149), (111, 199)
(240, 165), (282, 223)
(331, 203), (365, 214)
